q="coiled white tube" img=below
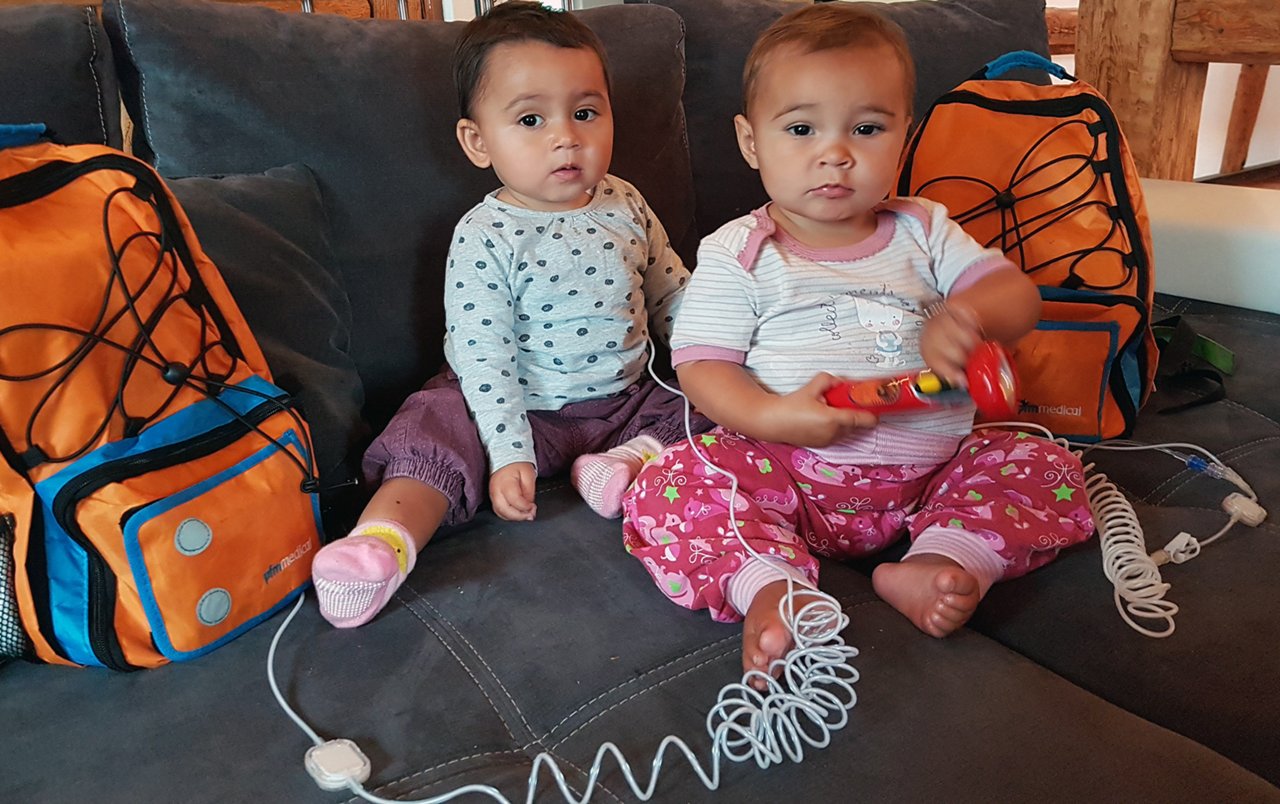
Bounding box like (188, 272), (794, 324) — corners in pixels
(1084, 465), (1177, 638)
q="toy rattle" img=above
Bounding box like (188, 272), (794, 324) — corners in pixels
(823, 341), (1019, 419)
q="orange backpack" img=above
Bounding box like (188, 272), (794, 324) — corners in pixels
(897, 52), (1157, 440)
(0, 135), (322, 669)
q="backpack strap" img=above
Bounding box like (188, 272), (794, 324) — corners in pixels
(976, 50), (1076, 82)
(0, 123), (47, 150)
(1153, 315), (1234, 414)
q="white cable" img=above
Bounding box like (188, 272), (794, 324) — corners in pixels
(981, 422), (1268, 638)
(981, 421), (1179, 637)
(266, 342), (860, 802)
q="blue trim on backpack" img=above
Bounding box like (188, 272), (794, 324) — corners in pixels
(981, 51), (1074, 82)
(33, 375), (288, 667)
(0, 123), (47, 149)
(123, 428), (317, 662)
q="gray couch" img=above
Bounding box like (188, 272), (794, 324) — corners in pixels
(3, 1), (1278, 801)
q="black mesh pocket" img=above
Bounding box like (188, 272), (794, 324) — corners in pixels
(1, 513), (31, 662)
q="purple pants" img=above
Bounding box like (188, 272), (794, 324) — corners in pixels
(364, 370), (710, 526)
(621, 427), (1094, 622)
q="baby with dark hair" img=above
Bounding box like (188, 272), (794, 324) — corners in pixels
(312, 1), (707, 628)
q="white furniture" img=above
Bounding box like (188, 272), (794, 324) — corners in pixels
(1143, 179), (1280, 315)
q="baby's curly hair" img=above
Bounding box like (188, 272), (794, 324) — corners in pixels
(453, 0), (611, 119)
(742, 3), (915, 117)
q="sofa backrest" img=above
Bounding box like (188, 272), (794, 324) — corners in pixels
(626, 0), (1054, 238)
(102, 0), (697, 430)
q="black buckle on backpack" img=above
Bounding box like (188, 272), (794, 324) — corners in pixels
(18, 445), (47, 472)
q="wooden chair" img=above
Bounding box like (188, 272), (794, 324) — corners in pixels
(1075, 0), (1278, 181)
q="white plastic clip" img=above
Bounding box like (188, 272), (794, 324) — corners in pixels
(304, 738), (371, 791)
(1223, 493), (1267, 527)
(1152, 532), (1201, 565)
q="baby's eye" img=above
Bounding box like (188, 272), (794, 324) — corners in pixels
(518, 114), (543, 128)
(785, 124), (813, 137)
(853, 123), (883, 136)
(574, 108), (598, 121)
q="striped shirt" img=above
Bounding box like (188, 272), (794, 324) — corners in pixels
(671, 197), (1016, 465)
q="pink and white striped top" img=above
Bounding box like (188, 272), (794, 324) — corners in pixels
(672, 197), (1017, 466)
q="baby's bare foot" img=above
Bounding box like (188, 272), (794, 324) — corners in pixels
(872, 554), (981, 638)
(742, 579), (797, 690)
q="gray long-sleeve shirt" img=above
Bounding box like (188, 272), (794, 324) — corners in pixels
(442, 175), (689, 471)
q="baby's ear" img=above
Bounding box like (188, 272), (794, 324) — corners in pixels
(456, 118), (492, 169)
(734, 114), (760, 170)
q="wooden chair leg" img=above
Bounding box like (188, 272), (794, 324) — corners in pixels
(1220, 65), (1270, 175)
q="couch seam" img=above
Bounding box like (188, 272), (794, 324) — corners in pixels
(547, 643), (739, 750)
(345, 749), (524, 803)
(1151, 434), (1279, 506)
(82, 7), (108, 146)
(363, 592), (870, 798)
(1220, 399), (1280, 430)
(538, 633), (739, 738)
(548, 750), (624, 804)
(116, 0), (158, 173)
(399, 594), (521, 744)
(1148, 433), (1278, 503)
(545, 593), (868, 751)
(415, 592), (537, 739)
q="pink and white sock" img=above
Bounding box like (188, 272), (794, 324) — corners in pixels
(571, 434), (663, 518)
(312, 519), (417, 628)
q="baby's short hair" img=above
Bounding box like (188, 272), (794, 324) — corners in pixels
(742, 3), (916, 117)
(453, 0), (611, 119)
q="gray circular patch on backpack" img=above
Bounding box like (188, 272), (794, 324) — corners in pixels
(174, 518), (213, 556)
(196, 588), (232, 626)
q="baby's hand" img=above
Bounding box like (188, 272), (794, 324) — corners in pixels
(490, 462), (537, 521)
(772, 374), (877, 448)
(920, 301), (983, 386)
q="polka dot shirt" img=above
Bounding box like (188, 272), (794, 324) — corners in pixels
(443, 175), (690, 471)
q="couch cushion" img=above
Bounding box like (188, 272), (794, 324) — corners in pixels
(102, 0), (696, 429)
(626, 0), (1052, 237)
(971, 295), (1280, 786)
(168, 165), (368, 490)
(0, 4), (122, 148)
(4, 481), (1278, 802)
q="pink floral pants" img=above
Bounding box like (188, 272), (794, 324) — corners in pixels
(620, 427), (1094, 622)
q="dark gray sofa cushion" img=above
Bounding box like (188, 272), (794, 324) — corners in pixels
(4, 481), (1279, 802)
(626, 0), (1052, 236)
(168, 165), (368, 488)
(972, 295), (1280, 787)
(0, 4), (122, 148)
(102, 0), (696, 429)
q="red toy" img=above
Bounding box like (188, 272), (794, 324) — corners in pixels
(823, 342), (1019, 419)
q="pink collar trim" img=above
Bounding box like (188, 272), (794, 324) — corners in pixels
(735, 204), (897, 271)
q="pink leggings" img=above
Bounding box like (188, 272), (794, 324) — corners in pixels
(620, 427), (1094, 622)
